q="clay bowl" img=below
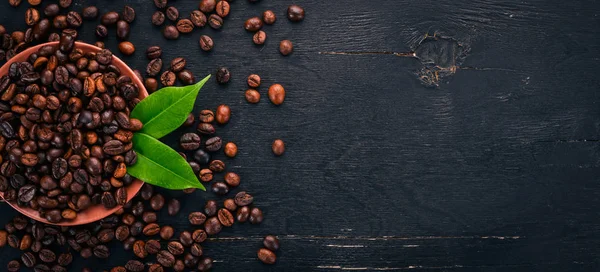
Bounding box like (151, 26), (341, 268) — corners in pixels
(0, 42), (146, 226)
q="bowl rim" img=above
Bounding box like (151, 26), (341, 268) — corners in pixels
(0, 41), (146, 226)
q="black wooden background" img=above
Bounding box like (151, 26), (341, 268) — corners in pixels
(2, 0), (600, 271)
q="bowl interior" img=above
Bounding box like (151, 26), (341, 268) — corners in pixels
(0, 42), (146, 226)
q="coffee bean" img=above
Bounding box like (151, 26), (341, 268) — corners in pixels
(115, 187), (127, 205)
(216, 1), (230, 17)
(215, 104), (231, 124)
(146, 46), (162, 60)
(18, 184), (36, 202)
(111, 267), (126, 272)
(247, 74), (261, 88)
(280, 40), (294, 56)
(204, 217), (222, 235)
(263, 235), (280, 251)
(211, 182), (229, 195)
(205, 137), (222, 152)
(101, 11), (120, 26)
(209, 160), (225, 172)
(234, 191), (254, 206)
(157, 250), (175, 267)
(216, 67), (230, 84)
(19, 234), (32, 250)
(263, 10), (277, 24)
(22, 252), (36, 267)
(204, 200), (218, 216)
(218, 208), (234, 226)
(143, 223), (160, 236)
(147, 58), (163, 77)
(199, 35), (213, 51)
(145, 78), (158, 92)
(179, 231), (193, 246)
(26, 8), (41, 26)
(133, 240), (147, 258)
(225, 172), (240, 187)
(189, 161), (201, 173)
(101, 191), (117, 208)
(253, 31), (267, 45)
(244, 17), (263, 32)
(125, 260), (145, 272)
(192, 229), (207, 243)
(168, 199), (181, 216)
(142, 211), (157, 223)
(190, 10), (207, 27)
(185, 252), (200, 267)
(159, 225), (174, 240)
(199, 168), (213, 182)
(224, 199), (237, 211)
(115, 225), (130, 241)
(208, 14), (223, 29)
(93, 245), (110, 258)
(148, 264), (163, 272)
(7, 260), (20, 271)
(116, 21), (130, 40)
(166, 6), (179, 21)
(189, 212), (207, 225)
(154, 0), (167, 8)
(82, 6), (99, 19)
(152, 11), (165, 26)
(272, 139), (285, 155)
(61, 209), (77, 220)
(180, 132), (201, 150)
(163, 25), (179, 40)
(59, 0), (71, 8)
(168, 241), (184, 255)
(197, 122), (215, 135)
(67, 11), (82, 28)
(151, 194), (165, 210)
(160, 70), (176, 86)
(176, 19), (194, 33)
(97, 229), (115, 243)
(250, 207), (264, 224)
(118, 41), (135, 55)
(257, 248), (277, 264)
(145, 239), (161, 254)
(288, 5), (305, 22)
(197, 257), (213, 271)
(122, 6), (136, 23)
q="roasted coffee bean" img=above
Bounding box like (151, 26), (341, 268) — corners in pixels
(204, 200), (218, 216)
(111, 267), (126, 272)
(7, 260), (20, 272)
(263, 235), (280, 251)
(205, 137), (222, 152)
(192, 229), (207, 243)
(247, 74), (261, 88)
(215, 0), (230, 17)
(133, 240), (147, 258)
(199, 0), (216, 12)
(244, 17), (263, 32)
(185, 252), (199, 267)
(115, 225), (130, 241)
(168, 241), (184, 255)
(160, 225), (174, 240)
(57, 253), (72, 266)
(22, 252), (36, 267)
(190, 10), (207, 27)
(97, 229), (115, 243)
(184, 113), (195, 127)
(59, 0), (71, 8)
(288, 5), (305, 21)
(272, 139), (285, 155)
(160, 70), (176, 86)
(101, 191), (117, 208)
(199, 168), (213, 182)
(125, 260), (145, 272)
(199, 35), (213, 51)
(170, 57), (186, 72)
(234, 191), (253, 206)
(215, 67), (230, 84)
(101, 11), (120, 26)
(44, 4), (60, 17)
(179, 231), (193, 247)
(142, 211), (157, 223)
(163, 25), (179, 40)
(263, 10), (276, 24)
(150, 194), (165, 210)
(250, 207), (264, 224)
(67, 11), (82, 27)
(145, 239), (161, 254)
(280, 40), (294, 56)
(180, 132), (201, 150)
(18, 184), (36, 202)
(224, 142), (238, 157)
(148, 264), (164, 272)
(131, 221), (144, 237)
(216, 104), (231, 124)
(166, 6), (179, 21)
(143, 223), (160, 236)
(218, 208), (234, 226)
(189, 212), (207, 225)
(258, 248), (277, 264)
(211, 182), (229, 195)
(122, 6), (136, 23)
(152, 11), (165, 26)
(103, 140), (124, 155)
(196, 122), (215, 135)
(7, 234), (19, 248)
(168, 199), (181, 216)
(224, 198), (237, 211)
(19, 234), (32, 250)
(53, 15), (68, 29)
(208, 14), (223, 29)
(204, 217), (222, 235)
(116, 20), (130, 40)
(82, 6), (99, 19)
(157, 250), (175, 267)
(61, 209), (77, 220)
(146, 46), (162, 59)
(146, 58), (163, 77)
(253, 31), (267, 45)
(197, 257), (213, 272)
(145, 77), (158, 92)
(209, 159), (225, 172)
(154, 0), (167, 8)
(118, 41), (135, 55)
(25, 8), (41, 26)
(93, 245), (109, 258)
(237, 206), (250, 222)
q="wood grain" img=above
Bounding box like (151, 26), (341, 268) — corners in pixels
(0, 0), (600, 271)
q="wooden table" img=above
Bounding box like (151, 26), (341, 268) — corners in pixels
(1, 0), (600, 271)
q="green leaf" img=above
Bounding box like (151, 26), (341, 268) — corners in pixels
(128, 133), (205, 190)
(131, 75), (210, 139)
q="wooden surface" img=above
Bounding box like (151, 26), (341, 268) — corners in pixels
(2, 0), (600, 271)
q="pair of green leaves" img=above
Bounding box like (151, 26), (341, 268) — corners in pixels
(126, 75), (210, 190)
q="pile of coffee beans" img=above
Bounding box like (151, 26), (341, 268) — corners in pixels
(0, 0), (306, 269)
(0, 36), (141, 223)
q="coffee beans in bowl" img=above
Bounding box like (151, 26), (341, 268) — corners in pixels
(0, 39), (145, 224)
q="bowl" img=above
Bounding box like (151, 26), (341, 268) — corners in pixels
(0, 42), (146, 226)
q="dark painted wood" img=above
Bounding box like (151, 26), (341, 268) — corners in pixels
(1, 0), (600, 271)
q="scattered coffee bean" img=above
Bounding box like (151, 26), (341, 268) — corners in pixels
(208, 14), (223, 29)
(197, 257), (213, 271)
(122, 6), (136, 23)
(189, 212), (207, 225)
(211, 182), (229, 195)
(279, 40), (294, 56)
(204, 217), (222, 235)
(288, 5), (305, 22)
(194, 149), (211, 164)
(272, 139), (285, 155)
(118, 41), (135, 55)
(263, 235), (280, 251)
(180, 133), (201, 150)
(218, 208), (234, 227)
(250, 207), (264, 224)
(168, 199), (181, 216)
(152, 11), (166, 26)
(263, 10), (277, 24)
(268, 84), (286, 105)
(245, 89), (261, 103)
(191, 10), (207, 27)
(247, 74), (261, 88)
(224, 142), (238, 157)
(225, 172), (240, 187)
(199, 0), (216, 13)
(244, 17), (263, 32)
(205, 137), (223, 152)
(101, 11), (120, 26)
(116, 20), (130, 40)
(177, 19), (194, 33)
(257, 248), (277, 264)
(224, 199), (237, 211)
(216, 1), (230, 17)
(253, 31), (267, 45)
(166, 6), (179, 21)
(163, 25), (179, 40)
(82, 6), (99, 20)
(216, 104), (231, 124)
